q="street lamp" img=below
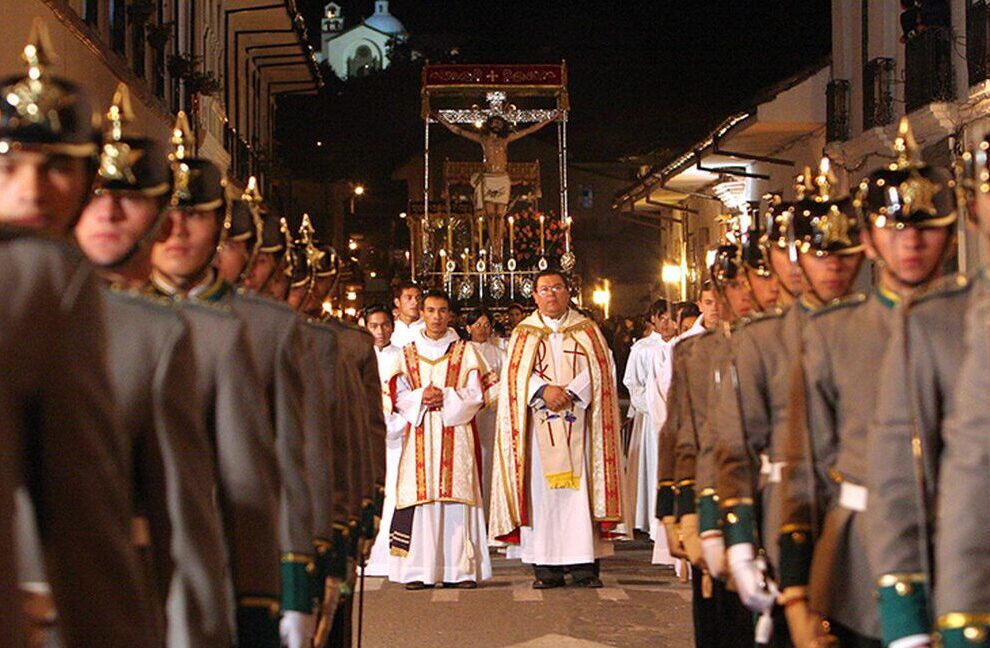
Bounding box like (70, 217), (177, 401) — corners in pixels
(661, 263), (682, 284)
(348, 239), (358, 251)
(591, 279), (611, 320)
(353, 184), (365, 196)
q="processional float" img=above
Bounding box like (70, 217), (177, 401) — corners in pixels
(411, 63), (575, 305)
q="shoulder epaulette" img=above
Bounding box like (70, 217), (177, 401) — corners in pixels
(911, 273), (971, 306)
(737, 306), (785, 330)
(811, 292), (867, 319)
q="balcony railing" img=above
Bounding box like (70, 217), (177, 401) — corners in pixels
(905, 25), (956, 112)
(827, 79), (851, 142)
(864, 57), (895, 130)
(968, 1), (990, 87)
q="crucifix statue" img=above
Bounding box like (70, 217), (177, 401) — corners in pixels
(435, 100), (555, 261)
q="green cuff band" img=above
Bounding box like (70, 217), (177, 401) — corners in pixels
(236, 601), (280, 648)
(698, 493), (720, 533)
(879, 582), (932, 645)
(657, 485), (675, 519)
(940, 626), (990, 647)
(675, 484), (696, 519)
(778, 529), (813, 588)
(280, 558), (315, 612)
(723, 503), (756, 547)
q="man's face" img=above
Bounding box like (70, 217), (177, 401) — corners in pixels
(799, 252), (862, 302)
(287, 285), (307, 311)
(533, 274), (569, 319)
(0, 151), (91, 235)
(863, 225), (950, 287)
(366, 312), (394, 348)
(679, 315), (699, 334)
(697, 289), (720, 327)
(507, 307), (524, 328)
(721, 279), (754, 319)
(769, 247), (803, 296)
(266, 260), (290, 301)
(244, 251), (277, 292)
(394, 287), (421, 321)
(75, 194), (164, 267)
(650, 310), (676, 340)
(468, 314), (492, 343)
(422, 296), (451, 337)
(215, 238), (250, 284)
(152, 208), (220, 283)
(745, 269), (780, 310)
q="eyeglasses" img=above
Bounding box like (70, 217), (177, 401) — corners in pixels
(536, 284), (568, 296)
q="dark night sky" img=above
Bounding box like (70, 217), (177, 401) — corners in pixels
(284, 0), (831, 181)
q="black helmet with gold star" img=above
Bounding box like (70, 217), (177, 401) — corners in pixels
(792, 157), (863, 256)
(168, 111), (224, 213)
(0, 19), (99, 159)
(94, 84), (170, 198)
(855, 117), (956, 229)
(762, 193), (794, 251)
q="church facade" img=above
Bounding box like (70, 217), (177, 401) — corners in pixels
(317, 1), (408, 80)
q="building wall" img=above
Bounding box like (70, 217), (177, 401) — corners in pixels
(322, 26), (390, 80)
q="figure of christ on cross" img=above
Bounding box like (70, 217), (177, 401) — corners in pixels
(435, 112), (555, 260)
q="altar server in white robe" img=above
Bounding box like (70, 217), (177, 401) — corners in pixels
(389, 291), (498, 589)
(465, 309), (505, 516)
(622, 299), (675, 544)
(490, 269), (628, 589)
(390, 280), (425, 348)
(362, 305), (407, 576)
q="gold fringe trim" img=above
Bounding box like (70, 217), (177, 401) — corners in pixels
(545, 471), (581, 490)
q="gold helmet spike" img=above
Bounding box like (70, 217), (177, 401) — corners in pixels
(170, 111), (194, 162)
(892, 116), (922, 171)
(105, 83), (134, 143)
(794, 166), (814, 201)
(280, 216), (295, 277)
(98, 84), (139, 185)
(23, 18), (57, 80)
(812, 156), (837, 202)
(241, 175), (263, 204)
(298, 213), (326, 273)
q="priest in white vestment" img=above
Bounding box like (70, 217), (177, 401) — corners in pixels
(489, 270), (627, 589)
(622, 299), (675, 547)
(362, 306), (407, 577)
(389, 291), (497, 589)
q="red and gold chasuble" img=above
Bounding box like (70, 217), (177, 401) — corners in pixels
(489, 309), (625, 543)
(394, 339), (496, 509)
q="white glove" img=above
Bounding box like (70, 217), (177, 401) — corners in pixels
(727, 544), (776, 613)
(280, 611), (316, 648)
(679, 513), (704, 567)
(700, 532), (726, 578)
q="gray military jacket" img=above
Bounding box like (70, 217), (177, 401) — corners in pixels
(0, 234), (157, 646)
(297, 320), (339, 545)
(934, 280), (990, 623)
(102, 289), (231, 646)
(657, 335), (699, 518)
(173, 299), (281, 613)
(221, 289), (315, 600)
(868, 274), (983, 643)
(780, 292), (893, 638)
(715, 304), (806, 566)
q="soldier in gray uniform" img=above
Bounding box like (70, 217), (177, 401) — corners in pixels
(151, 117), (316, 647)
(779, 136), (954, 647)
(73, 85), (232, 646)
(0, 22), (158, 645)
(712, 198), (805, 645)
(869, 131), (987, 648)
(139, 114), (281, 647)
(671, 234), (767, 648)
(283, 223), (360, 647)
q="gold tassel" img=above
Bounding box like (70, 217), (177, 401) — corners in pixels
(545, 471), (581, 489)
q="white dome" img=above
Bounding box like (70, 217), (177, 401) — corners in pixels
(364, 1), (405, 34)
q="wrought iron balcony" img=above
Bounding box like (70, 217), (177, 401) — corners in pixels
(905, 25), (956, 112)
(864, 58), (895, 130)
(827, 79), (851, 142)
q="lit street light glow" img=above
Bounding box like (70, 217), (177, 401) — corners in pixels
(353, 184), (365, 196)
